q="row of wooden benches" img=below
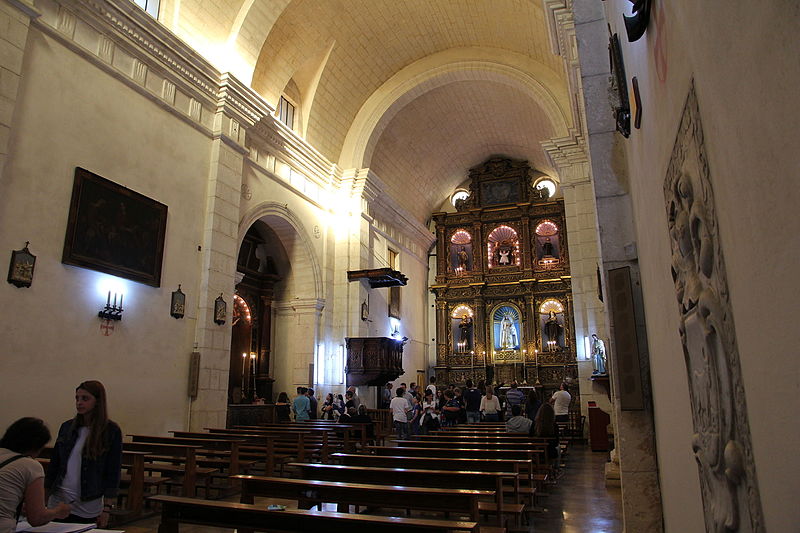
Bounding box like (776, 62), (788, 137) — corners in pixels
(146, 422), (568, 532)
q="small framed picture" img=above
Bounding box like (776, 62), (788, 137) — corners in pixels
(7, 242), (36, 288)
(171, 285), (185, 319)
(214, 293), (227, 325)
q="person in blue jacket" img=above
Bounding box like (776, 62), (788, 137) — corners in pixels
(45, 381), (122, 527)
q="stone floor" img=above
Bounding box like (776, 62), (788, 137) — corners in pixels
(120, 443), (621, 533)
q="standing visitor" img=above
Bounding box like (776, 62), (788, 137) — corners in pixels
(347, 386), (361, 409)
(480, 388), (501, 422)
(0, 418), (71, 532)
(381, 383), (393, 409)
(427, 376), (437, 398)
(45, 381), (122, 527)
(551, 382), (572, 423)
(505, 382), (525, 415)
(390, 389), (409, 440)
(321, 393), (336, 420)
(442, 390), (462, 427)
(463, 379), (483, 424)
(306, 388), (318, 420)
(420, 390), (440, 434)
(293, 387), (310, 422)
(275, 392), (291, 422)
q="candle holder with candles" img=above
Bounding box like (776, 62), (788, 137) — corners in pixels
(98, 290), (124, 321)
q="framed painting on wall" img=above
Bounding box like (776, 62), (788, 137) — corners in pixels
(62, 167), (168, 287)
(388, 286), (401, 319)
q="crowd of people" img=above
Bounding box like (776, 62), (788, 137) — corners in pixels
(0, 380), (123, 533)
(383, 376), (571, 447)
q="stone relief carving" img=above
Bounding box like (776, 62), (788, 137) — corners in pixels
(664, 83), (764, 532)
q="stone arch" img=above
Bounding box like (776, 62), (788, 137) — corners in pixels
(238, 202), (325, 395)
(239, 201), (322, 301)
(339, 47), (573, 169)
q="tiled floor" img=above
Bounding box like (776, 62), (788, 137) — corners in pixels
(121, 443), (621, 533)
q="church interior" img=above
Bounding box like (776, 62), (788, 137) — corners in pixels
(0, 0), (797, 531)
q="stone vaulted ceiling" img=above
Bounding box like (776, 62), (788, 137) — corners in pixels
(167, 0), (573, 222)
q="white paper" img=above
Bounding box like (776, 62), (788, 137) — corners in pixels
(15, 521), (96, 533)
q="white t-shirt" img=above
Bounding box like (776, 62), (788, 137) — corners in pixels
(390, 396), (409, 422)
(421, 400), (439, 425)
(552, 390), (572, 416)
(49, 427), (102, 518)
(480, 395), (501, 415)
(0, 448), (44, 533)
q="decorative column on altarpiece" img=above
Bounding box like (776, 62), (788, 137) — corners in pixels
(472, 295), (486, 366)
(435, 217), (448, 282)
(520, 212), (533, 275)
(471, 220), (484, 273)
(523, 289), (538, 363)
(435, 298), (449, 366)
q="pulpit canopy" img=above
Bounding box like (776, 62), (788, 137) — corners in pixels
(345, 337), (404, 385)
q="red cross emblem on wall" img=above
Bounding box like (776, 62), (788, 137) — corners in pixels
(100, 319), (115, 336)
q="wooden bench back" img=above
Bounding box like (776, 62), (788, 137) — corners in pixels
(149, 495), (478, 533)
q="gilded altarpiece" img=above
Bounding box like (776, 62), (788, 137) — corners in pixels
(431, 157), (579, 399)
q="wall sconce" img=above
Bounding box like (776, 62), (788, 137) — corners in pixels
(214, 293), (227, 325)
(170, 285), (185, 319)
(7, 241), (36, 288)
(99, 291), (124, 321)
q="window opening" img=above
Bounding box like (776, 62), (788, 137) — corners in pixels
(277, 96), (295, 130)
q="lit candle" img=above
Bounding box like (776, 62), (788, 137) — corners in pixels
(118, 294), (123, 310)
(106, 291), (111, 307)
(112, 293), (117, 308)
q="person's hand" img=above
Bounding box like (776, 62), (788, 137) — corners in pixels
(97, 510), (109, 527)
(54, 503), (71, 519)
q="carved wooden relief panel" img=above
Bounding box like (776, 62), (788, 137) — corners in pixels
(664, 83), (763, 532)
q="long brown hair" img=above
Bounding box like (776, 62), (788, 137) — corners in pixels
(73, 380), (110, 459)
(534, 402), (556, 438)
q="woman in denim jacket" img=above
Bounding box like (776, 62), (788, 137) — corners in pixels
(45, 381), (122, 527)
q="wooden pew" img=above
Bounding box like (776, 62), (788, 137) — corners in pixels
(228, 423), (359, 451)
(149, 495), (479, 533)
(123, 442), (209, 497)
(367, 446), (544, 466)
(288, 462), (521, 528)
(233, 474), (492, 524)
(196, 428), (334, 474)
(332, 453), (535, 507)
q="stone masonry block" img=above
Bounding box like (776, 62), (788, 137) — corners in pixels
(0, 97), (13, 127)
(0, 40), (23, 74)
(582, 73), (616, 135)
(7, 17), (29, 49)
(0, 67), (20, 100)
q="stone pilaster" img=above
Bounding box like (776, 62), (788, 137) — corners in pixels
(190, 127), (247, 430)
(544, 0), (664, 529)
(0, 0), (39, 183)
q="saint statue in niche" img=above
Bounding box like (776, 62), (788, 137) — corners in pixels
(457, 246), (469, 270)
(498, 248), (511, 265)
(544, 310), (562, 349)
(458, 315), (473, 351)
(591, 333), (607, 374)
(542, 237), (554, 257)
(499, 313), (518, 350)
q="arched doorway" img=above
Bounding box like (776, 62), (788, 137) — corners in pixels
(231, 204), (323, 405)
(229, 222), (284, 403)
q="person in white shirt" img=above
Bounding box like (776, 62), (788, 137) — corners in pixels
(427, 376), (437, 398)
(419, 390), (440, 434)
(551, 382), (572, 423)
(480, 388), (501, 422)
(0, 418), (70, 533)
(390, 388), (410, 440)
